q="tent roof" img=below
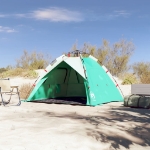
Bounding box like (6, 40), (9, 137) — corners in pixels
(64, 57), (86, 79)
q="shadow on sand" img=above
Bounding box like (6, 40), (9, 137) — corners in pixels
(36, 104), (150, 149)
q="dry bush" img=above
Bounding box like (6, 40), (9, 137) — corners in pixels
(133, 62), (150, 84)
(72, 39), (134, 76)
(0, 68), (8, 73)
(140, 73), (150, 84)
(21, 69), (38, 78)
(0, 68), (38, 78)
(96, 39), (134, 76)
(16, 50), (51, 69)
(119, 73), (139, 85)
(142, 74), (150, 83)
(19, 83), (33, 99)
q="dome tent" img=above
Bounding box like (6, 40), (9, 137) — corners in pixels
(26, 51), (123, 106)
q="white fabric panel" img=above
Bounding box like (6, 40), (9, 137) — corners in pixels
(64, 57), (86, 79)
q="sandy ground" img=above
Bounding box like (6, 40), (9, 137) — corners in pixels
(0, 77), (149, 150)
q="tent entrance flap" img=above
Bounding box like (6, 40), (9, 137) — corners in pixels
(31, 61), (87, 104)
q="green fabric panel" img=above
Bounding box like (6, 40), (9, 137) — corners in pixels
(28, 83), (62, 100)
(66, 84), (86, 97)
(35, 84), (60, 99)
(67, 69), (86, 97)
(44, 67), (68, 84)
(27, 62), (69, 101)
(83, 58), (123, 106)
(84, 81), (90, 105)
(68, 69), (78, 83)
(27, 77), (48, 101)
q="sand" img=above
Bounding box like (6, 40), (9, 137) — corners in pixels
(0, 77), (149, 150)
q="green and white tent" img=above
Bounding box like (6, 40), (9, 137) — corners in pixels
(27, 53), (123, 106)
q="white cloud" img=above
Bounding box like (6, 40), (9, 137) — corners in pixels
(97, 10), (131, 21)
(30, 7), (83, 22)
(15, 14), (26, 18)
(114, 10), (130, 17)
(0, 26), (16, 33)
(87, 10), (131, 21)
(0, 14), (6, 17)
(1, 8), (131, 23)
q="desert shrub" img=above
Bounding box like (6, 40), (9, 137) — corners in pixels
(22, 69), (38, 78)
(140, 73), (150, 84)
(16, 50), (51, 69)
(96, 39), (134, 76)
(72, 39), (134, 76)
(0, 68), (8, 74)
(0, 68), (38, 78)
(133, 62), (150, 84)
(120, 73), (139, 85)
(19, 83), (33, 99)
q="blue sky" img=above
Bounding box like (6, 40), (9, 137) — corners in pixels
(0, 0), (150, 68)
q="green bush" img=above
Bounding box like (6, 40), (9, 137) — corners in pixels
(120, 73), (138, 85)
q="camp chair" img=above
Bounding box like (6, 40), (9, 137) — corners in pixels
(0, 78), (21, 106)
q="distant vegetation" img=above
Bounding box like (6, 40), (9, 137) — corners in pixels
(0, 50), (51, 78)
(0, 68), (38, 79)
(0, 39), (150, 84)
(16, 50), (51, 69)
(132, 62), (150, 84)
(71, 39), (150, 84)
(72, 39), (134, 77)
(0, 68), (8, 74)
(119, 73), (139, 85)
